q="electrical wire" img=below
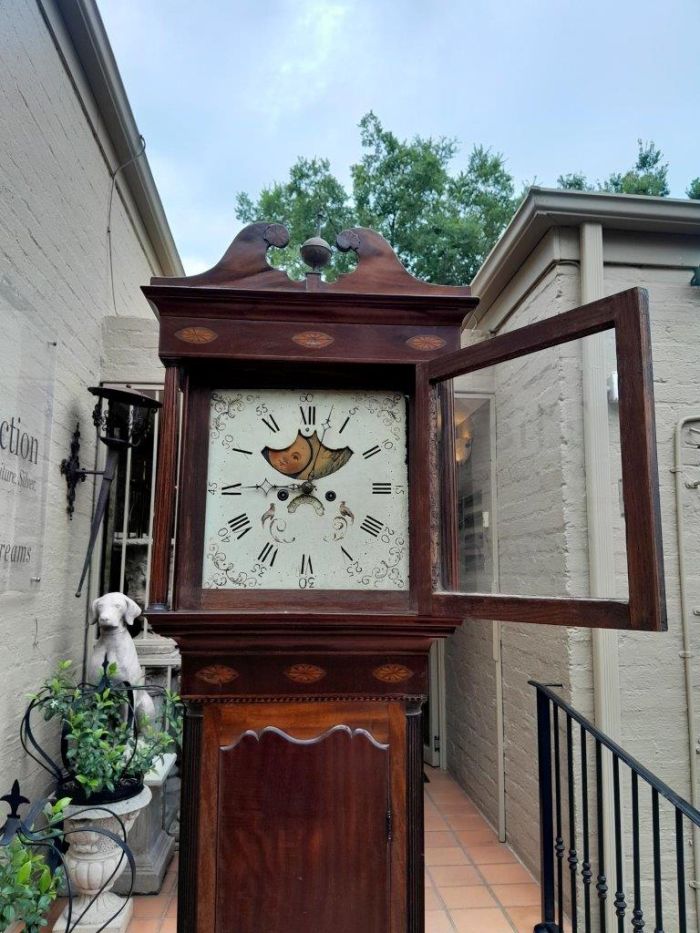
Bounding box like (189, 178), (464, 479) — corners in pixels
(106, 135), (147, 314)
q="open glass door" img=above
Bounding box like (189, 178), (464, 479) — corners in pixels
(425, 287), (666, 631)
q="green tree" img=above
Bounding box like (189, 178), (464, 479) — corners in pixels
(235, 157), (355, 280)
(557, 172), (593, 191)
(687, 178), (700, 200)
(603, 140), (670, 196)
(235, 113), (518, 283)
(557, 140), (671, 197)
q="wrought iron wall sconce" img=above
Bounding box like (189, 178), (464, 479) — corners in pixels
(60, 386), (161, 598)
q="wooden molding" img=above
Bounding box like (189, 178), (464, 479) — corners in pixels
(148, 222), (475, 302)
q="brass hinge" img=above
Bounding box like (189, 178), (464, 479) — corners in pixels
(433, 735), (441, 753)
(386, 807), (393, 841)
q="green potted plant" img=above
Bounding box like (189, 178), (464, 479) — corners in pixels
(0, 786), (68, 933)
(18, 661), (182, 932)
(22, 660), (182, 805)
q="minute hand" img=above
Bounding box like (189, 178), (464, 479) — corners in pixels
(308, 406), (333, 480)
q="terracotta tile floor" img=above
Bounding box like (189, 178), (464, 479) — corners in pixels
(125, 854), (178, 933)
(424, 769), (541, 932)
(122, 770), (540, 933)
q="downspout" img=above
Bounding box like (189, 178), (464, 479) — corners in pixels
(674, 414), (700, 923)
(579, 223), (622, 933)
(494, 620), (506, 841)
(490, 397), (506, 842)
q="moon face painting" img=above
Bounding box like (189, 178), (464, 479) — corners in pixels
(262, 431), (353, 480)
(202, 388), (409, 591)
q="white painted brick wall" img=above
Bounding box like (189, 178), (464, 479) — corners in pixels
(447, 237), (700, 928)
(447, 265), (588, 873)
(0, 0), (162, 802)
(605, 264), (700, 929)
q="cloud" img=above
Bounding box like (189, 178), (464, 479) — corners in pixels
(181, 256), (213, 276)
(251, 1), (352, 129)
(98, 0), (700, 273)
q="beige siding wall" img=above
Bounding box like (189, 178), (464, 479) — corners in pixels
(0, 0), (160, 800)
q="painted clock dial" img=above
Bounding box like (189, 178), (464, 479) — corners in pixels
(202, 388), (409, 591)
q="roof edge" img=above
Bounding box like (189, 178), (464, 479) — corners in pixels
(52, 0), (184, 276)
(472, 187), (700, 317)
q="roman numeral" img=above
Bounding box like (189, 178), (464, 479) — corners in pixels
(341, 546), (354, 562)
(339, 415), (351, 434)
(227, 513), (252, 539)
(300, 553), (314, 575)
(372, 482), (392, 495)
(257, 543), (278, 566)
(360, 515), (384, 537)
(300, 405), (316, 427)
(232, 447), (253, 456)
(221, 483), (242, 495)
(363, 445), (381, 459)
(261, 414), (280, 433)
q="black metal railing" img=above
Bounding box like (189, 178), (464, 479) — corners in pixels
(531, 681), (700, 933)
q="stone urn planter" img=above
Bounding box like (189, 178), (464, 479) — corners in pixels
(52, 786), (151, 933)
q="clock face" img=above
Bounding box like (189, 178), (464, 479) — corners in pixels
(202, 389), (409, 591)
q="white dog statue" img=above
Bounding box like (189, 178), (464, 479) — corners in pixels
(87, 592), (155, 725)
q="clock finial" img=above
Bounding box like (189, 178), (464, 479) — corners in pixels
(300, 213), (332, 274)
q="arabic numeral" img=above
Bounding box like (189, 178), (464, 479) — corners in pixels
(380, 527), (395, 544)
(299, 553), (315, 588)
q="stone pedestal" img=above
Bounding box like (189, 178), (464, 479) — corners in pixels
(113, 753), (177, 894)
(133, 629), (180, 670)
(52, 786), (151, 933)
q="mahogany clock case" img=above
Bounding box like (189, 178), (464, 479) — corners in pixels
(142, 226), (474, 933)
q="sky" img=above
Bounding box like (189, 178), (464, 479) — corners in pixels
(97, 0), (700, 275)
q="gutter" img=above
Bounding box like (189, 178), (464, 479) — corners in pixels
(471, 188), (700, 323)
(41, 0), (183, 277)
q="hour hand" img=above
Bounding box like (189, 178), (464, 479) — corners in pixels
(242, 479), (304, 496)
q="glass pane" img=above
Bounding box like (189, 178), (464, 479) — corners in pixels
(100, 385), (162, 622)
(440, 333), (628, 600)
(454, 395), (495, 593)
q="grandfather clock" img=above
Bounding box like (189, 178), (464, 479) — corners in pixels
(143, 223), (665, 933)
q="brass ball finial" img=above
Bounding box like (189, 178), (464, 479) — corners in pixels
(300, 235), (332, 273)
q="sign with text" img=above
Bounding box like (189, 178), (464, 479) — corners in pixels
(0, 307), (56, 594)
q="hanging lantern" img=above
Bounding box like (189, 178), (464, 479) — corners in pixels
(60, 386), (161, 596)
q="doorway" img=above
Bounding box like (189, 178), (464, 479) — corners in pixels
(424, 393), (497, 771)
